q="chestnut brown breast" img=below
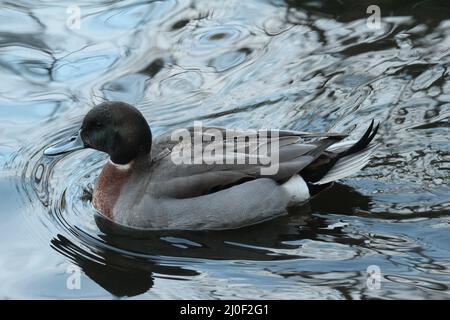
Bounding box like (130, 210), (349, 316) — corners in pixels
(92, 161), (133, 218)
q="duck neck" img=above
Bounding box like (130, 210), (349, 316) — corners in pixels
(92, 159), (134, 218)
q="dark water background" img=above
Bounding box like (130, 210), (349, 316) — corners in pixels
(0, 0), (449, 299)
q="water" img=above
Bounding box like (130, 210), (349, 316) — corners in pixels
(1, 0), (449, 299)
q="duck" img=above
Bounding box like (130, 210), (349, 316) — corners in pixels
(44, 101), (379, 230)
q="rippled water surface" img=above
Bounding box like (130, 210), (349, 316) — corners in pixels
(1, 0), (450, 299)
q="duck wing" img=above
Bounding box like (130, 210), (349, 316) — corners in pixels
(150, 126), (347, 158)
(149, 126), (347, 198)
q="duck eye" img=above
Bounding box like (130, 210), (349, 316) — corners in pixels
(95, 121), (103, 128)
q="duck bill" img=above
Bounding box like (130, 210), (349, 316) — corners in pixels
(44, 130), (86, 156)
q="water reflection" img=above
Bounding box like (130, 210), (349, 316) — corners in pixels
(51, 234), (198, 297)
(42, 182), (376, 297)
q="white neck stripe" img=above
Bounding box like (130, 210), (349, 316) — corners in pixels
(108, 159), (133, 170)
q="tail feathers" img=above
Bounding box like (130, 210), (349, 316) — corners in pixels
(338, 120), (379, 158)
(304, 120), (379, 185)
(312, 143), (378, 185)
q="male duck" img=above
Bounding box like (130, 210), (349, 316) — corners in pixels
(44, 101), (378, 230)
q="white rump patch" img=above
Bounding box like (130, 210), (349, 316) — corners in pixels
(282, 174), (310, 206)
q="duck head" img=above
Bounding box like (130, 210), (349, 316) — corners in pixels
(44, 101), (152, 164)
